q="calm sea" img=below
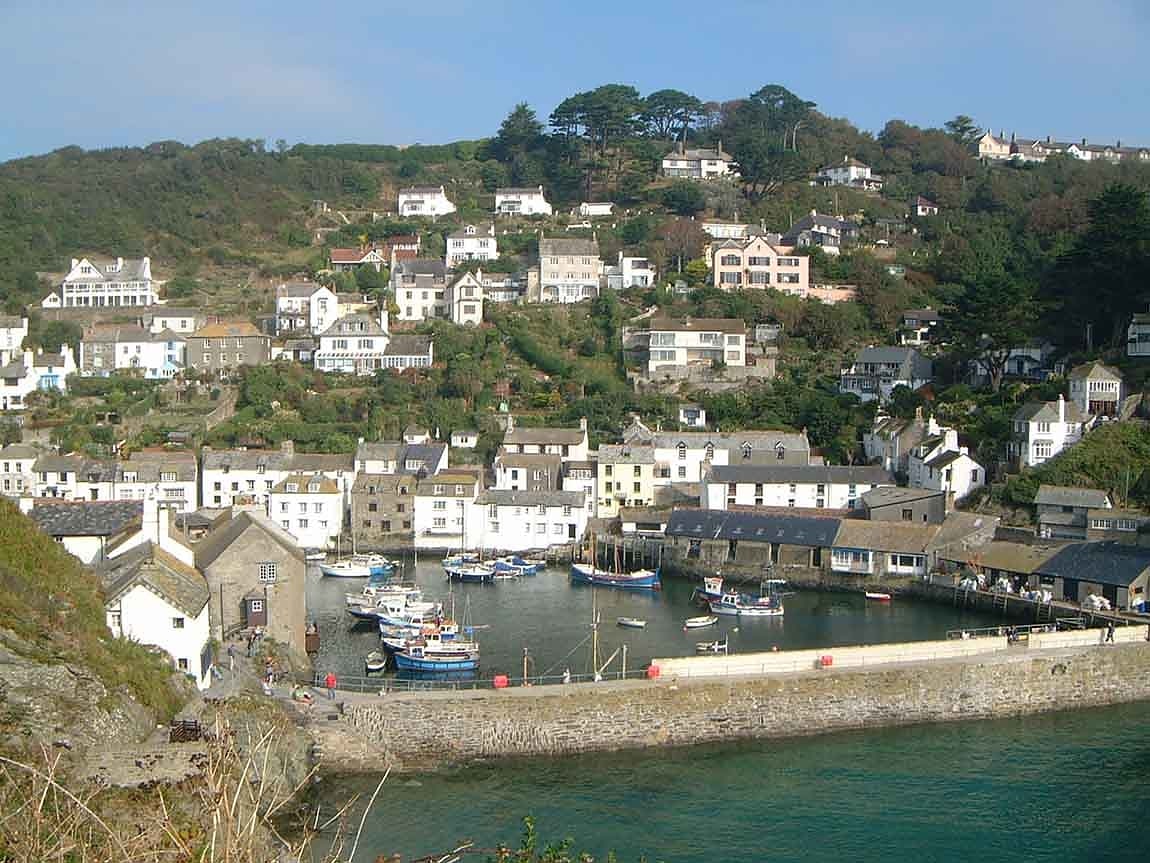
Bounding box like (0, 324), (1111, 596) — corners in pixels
(320, 700), (1150, 862)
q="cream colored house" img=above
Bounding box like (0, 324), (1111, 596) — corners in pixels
(710, 235), (810, 296)
(597, 444), (655, 518)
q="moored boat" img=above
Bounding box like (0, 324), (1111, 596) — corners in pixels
(364, 651), (387, 673)
(709, 591), (784, 617)
(865, 591), (893, 602)
(683, 615), (719, 630)
(444, 562), (495, 583)
(691, 576), (725, 604)
(616, 617), (647, 629)
(345, 582), (421, 610)
(570, 563), (661, 591)
(320, 553), (396, 578)
(393, 641), (479, 672)
(304, 548), (327, 562)
(696, 637), (729, 654)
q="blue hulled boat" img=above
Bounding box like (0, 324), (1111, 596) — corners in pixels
(393, 642), (479, 672)
(444, 562), (495, 583)
(570, 563), (661, 591)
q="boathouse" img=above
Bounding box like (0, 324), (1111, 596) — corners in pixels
(665, 509), (841, 574)
(1031, 541), (1150, 610)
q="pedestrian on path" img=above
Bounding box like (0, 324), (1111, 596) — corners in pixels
(325, 671), (337, 700)
(227, 643), (235, 672)
(1106, 620), (1116, 643)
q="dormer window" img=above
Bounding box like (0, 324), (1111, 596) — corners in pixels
(677, 443), (687, 460)
(286, 483), (299, 493)
(776, 444), (786, 460)
(741, 443), (752, 460)
(704, 444), (714, 460)
(307, 481), (320, 493)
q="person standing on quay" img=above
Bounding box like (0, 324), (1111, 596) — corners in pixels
(1106, 621), (1116, 643)
(325, 670), (338, 699)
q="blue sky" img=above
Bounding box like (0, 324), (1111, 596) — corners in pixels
(1, 0), (1148, 162)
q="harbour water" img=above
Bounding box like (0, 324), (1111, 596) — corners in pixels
(306, 559), (1000, 682)
(320, 700), (1150, 862)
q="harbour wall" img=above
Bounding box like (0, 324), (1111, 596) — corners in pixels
(312, 627), (1150, 773)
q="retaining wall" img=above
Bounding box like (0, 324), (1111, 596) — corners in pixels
(313, 633), (1150, 773)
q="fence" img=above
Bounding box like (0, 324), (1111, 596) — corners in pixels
(310, 667), (651, 694)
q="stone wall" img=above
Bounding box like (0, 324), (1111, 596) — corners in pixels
(314, 639), (1150, 773)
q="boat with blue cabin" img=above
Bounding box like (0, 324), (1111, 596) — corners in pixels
(709, 580), (786, 617)
(570, 563), (661, 591)
(444, 561), (495, 583)
(393, 641), (480, 672)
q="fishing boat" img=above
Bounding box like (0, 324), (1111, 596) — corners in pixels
(570, 563), (661, 591)
(691, 576), (725, 604)
(320, 554), (396, 579)
(502, 554), (545, 575)
(444, 562), (495, 583)
(380, 623), (460, 653)
(865, 591), (893, 602)
(304, 548), (327, 562)
(345, 582), (421, 610)
(696, 638), (729, 655)
(346, 590), (431, 622)
(393, 641), (480, 672)
(683, 615), (719, 630)
(364, 651), (387, 674)
(616, 617), (647, 629)
(709, 590), (784, 617)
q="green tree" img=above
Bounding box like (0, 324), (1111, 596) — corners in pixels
(641, 89), (703, 140)
(943, 115), (981, 149)
(660, 180), (706, 216)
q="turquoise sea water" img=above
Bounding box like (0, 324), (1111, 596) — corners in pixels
(320, 700), (1150, 862)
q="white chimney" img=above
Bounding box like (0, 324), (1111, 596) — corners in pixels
(1058, 393), (1065, 423)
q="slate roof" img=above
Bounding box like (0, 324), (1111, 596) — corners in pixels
(194, 511), (304, 569)
(447, 224), (495, 239)
(849, 347), (934, 379)
(540, 237), (599, 258)
(99, 542), (209, 618)
(622, 421), (809, 454)
(647, 317), (746, 335)
(203, 449), (291, 472)
(665, 509), (841, 547)
(122, 450), (198, 482)
(902, 308), (941, 323)
(598, 444), (656, 464)
(190, 321), (263, 339)
(149, 307), (201, 319)
(925, 450), (970, 470)
(394, 258), (448, 277)
(278, 281), (323, 298)
(319, 313), (387, 338)
(1036, 542), (1150, 587)
(476, 489), (585, 507)
(0, 443), (39, 460)
(1068, 361), (1123, 381)
(496, 451), (563, 470)
(708, 464), (894, 485)
(0, 315), (26, 328)
(384, 335), (433, 357)
(288, 453), (354, 472)
(1013, 399), (1091, 424)
(1034, 485), (1111, 509)
(504, 425), (586, 447)
(272, 474), (341, 494)
(355, 441), (402, 463)
(860, 486), (944, 508)
(66, 257), (151, 282)
(400, 186), (450, 194)
(496, 187), (548, 196)
(665, 146), (732, 162)
(781, 212), (857, 243)
(957, 540), (1062, 574)
(833, 520), (939, 554)
(29, 500), (143, 537)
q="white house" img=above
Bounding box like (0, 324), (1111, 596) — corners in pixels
(474, 489), (587, 550)
(816, 156), (883, 191)
(1068, 361), (1123, 418)
(398, 186), (456, 218)
(907, 427), (985, 501)
(100, 540), (213, 689)
(0, 316), (28, 364)
(606, 253), (656, 290)
(391, 259), (449, 322)
(840, 346), (933, 403)
(0, 347), (76, 411)
(0, 443), (37, 498)
(1010, 395), (1091, 468)
(645, 318), (746, 373)
(314, 312), (433, 374)
(661, 142), (735, 180)
(202, 441), (354, 509)
(577, 202), (614, 218)
(899, 309), (942, 346)
(146, 308), (205, 336)
(704, 464), (895, 511)
(329, 246), (387, 272)
(678, 404), (706, 429)
(447, 271), (484, 325)
(28, 499), (144, 564)
(495, 186), (552, 216)
(412, 468), (483, 550)
(269, 474), (344, 549)
(622, 418), (812, 485)
(79, 325), (185, 379)
(913, 196), (939, 217)
(535, 237), (603, 304)
(445, 224), (499, 266)
(501, 416), (589, 461)
(450, 430), (478, 449)
(49, 256), (156, 309)
(1128, 312), (1150, 357)
(275, 282), (339, 336)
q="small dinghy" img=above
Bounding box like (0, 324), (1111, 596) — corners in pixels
(683, 615), (718, 630)
(865, 591), (892, 602)
(364, 651), (387, 674)
(696, 638), (729, 655)
(616, 617), (647, 629)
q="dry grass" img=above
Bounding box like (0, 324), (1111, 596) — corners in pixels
(0, 716), (359, 863)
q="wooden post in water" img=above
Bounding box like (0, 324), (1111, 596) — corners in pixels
(622, 643), (628, 679)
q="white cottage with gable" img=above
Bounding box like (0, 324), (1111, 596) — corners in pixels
(48, 256), (156, 309)
(398, 186), (456, 218)
(446, 224), (499, 267)
(495, 186), (553, 216)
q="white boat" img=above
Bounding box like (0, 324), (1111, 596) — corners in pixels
(304, 548), (327, 562)
(616, 617), (647, 629)
(345, 583), (421, 610)
(696, 638), (729, 654)
(709, 590), (784, 618)
(364, 651), (387, 673)
(865, 591), (892, 602)
(320, 554), (396, 579)
(683, 615), (719, 630)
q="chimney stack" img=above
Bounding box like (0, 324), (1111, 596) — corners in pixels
(579, 416), (588, 433)
(280, 439), (295, 456)
(1058, 393), (1065, 423)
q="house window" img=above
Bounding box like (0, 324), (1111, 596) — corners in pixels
(433, 517), (447, 528)
(678, 466), (687, 479)
(177, 658), (189, 671)
(259, 562), (278, 583)
(298, 518), (308, 529)
(368, 502), (378, 512)
(902, 508), (913, 522)
(160, 471), (177, 483)
(172, 617), (185, 629)
(1035, 442), (1052, 460)
(1037, 421), (1051, 434)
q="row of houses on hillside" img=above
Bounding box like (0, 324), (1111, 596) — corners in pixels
(977, 130), (1150, 164)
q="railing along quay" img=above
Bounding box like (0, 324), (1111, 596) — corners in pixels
(311, 668), (651, 694)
